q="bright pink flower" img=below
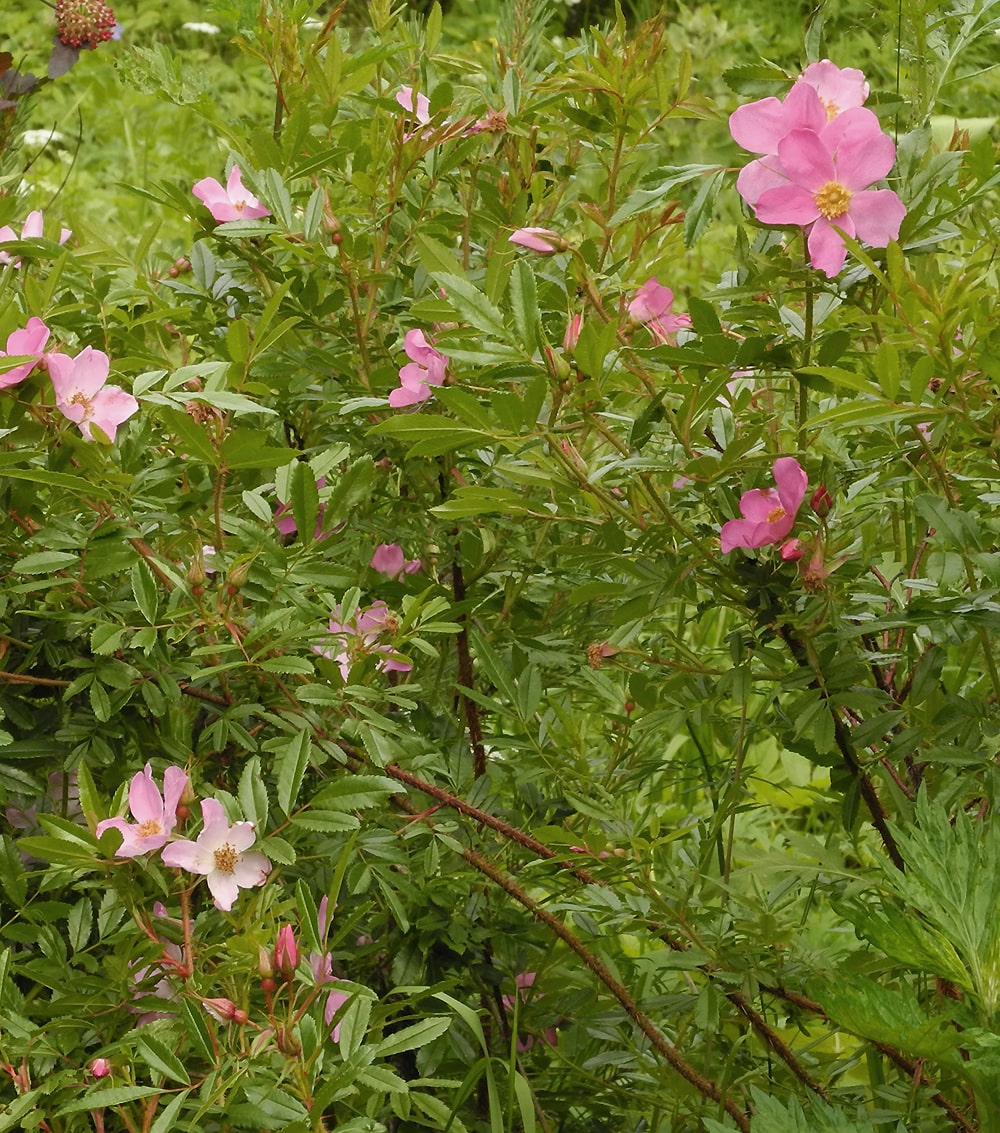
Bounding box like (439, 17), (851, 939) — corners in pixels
(47, 346), (139, 442)
(96, 763), (189, 858)
(370, 543), (421, 578)
(627, 280), (692, 344)
(275, 925), (298, 976)
(161, 798), (271, 912)
(720, 457), (808, 553)
(389, 329), (447, 408)
(754, 125), (905, 277)
(0, 317), (50, 388)
(731, 83), (884, 207)
(396, 86), (431, 125)
(192, 165), (271, 223)
(0, 211), (71, 265)
(89, 1058), (111, 1079)
(508, 227), (561, 253)
(799, 60), (869, 119)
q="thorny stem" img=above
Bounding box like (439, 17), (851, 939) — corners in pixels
(461, 847), (751, 1132)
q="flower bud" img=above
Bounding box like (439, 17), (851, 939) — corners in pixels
(225, 560), (251, 594)
(810, 485), (833, 517)
(201, 996), (248, 1024)
(89, 1058), (111, 1079)
(274, 925), (298, 978)
(562, 313), (582, 352)
(780, 538), (804, 562)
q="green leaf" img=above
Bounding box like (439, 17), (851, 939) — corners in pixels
(13, 551), (78, 574)
(239, 756), (269, 828)
(312, 775), (399, 811)
(371, 415), (494, 458)
(433, 273), (506, 339)
(376, 1015), (451, 1057)
(683, 168), (725, 247)
(149, 1090), (191, 1133)
(131, 560), (159, 625)
(275, 729), (311, 815)
(290, 460), (320, 545)
(135, 1031), (192, 1085)
(0, 835), (27, 904)
(57, 1086), (163, 1115)
(509, 259), (538, 350)
(337, 992), (373, 1058)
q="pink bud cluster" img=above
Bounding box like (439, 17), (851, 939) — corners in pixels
(96, 765), (271, 912)
(0, 317), (139, 442)
(730, 60), (905, 277)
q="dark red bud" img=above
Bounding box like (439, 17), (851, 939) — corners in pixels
(810, 485), (833, 517)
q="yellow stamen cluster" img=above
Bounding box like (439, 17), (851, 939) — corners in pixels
(814, 181), (853, 220)
(136, 819), (163, 837)
(214, 843), (238, 874)
(766, 506), (786, 523)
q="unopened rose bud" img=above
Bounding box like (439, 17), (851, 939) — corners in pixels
(202, 996), (248, 1024)
(89, 1058), (111, 1079)
(544, 345), (571, 381)
(274, 925), (298, 978)
(780, 538), (804, 562)
(563, 313), (582, 352)
(225, 560), (251, 594)
(810, 485), (833, 517)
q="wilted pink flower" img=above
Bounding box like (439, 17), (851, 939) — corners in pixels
(799, 60), (869, 120)
(314, 601), (412, 682)
(47, 346), (139, 442)
(0, 317), (50, 388)
(96, 764), (189, 858)
(370, 543), (421, 578)
(720, 457), (808, 553)
(754, 124), (905, 277)
(389, 329), (447, 408)
(508, 227), (561, 253)
(502, 972), (558, 1052)
(161, 798), (271, 912)
(89, 1058), (111, 1079)
(192, 165), (271, 223)
(627, 280), (692, 344)
(395, 86), (431, 125)
(0, 210), (71, 265)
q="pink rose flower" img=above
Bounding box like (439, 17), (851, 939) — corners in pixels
(508, 227), (562, 253)
(396, 86), (431, 125)
(47, 346), (139, 442)
(799, 60), (869, 119)
(627, 279), (692, 344)
(192, 165), (271, 223)
(0, 317), (50, 388)
(161, 798), (271, 912)
(96, 763), (189, 858)
(754, 124), (906, 277)
(720, 457), (808, 553)
(314, 601), (412, 682)
(389, 329), (447, 408)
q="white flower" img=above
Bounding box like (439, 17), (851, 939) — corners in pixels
(182, 21), (221, 34)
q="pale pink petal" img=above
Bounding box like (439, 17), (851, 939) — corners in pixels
(226, 821), (257, 853)
(161, 838), (206, 871)
(736, 157), (789, 207)
(738, 487), (782, 523)
(820, 106), (883, 153)
(403, 328), (437, 364)
(207, 871), (240, 912)
(848, 189), (905, 246)
(755, 184), (820, 226)
(231, 851), (270, 886)
(46, 352), (78, 401)
(389, 383), (431, 407)
(67, 346), (111, 398)
(198, 798), (230, 850)
(508, 227), (560, 253)
(95, 817), (145, 857)
(800, 61), (868, 114)
(396, 87), (431, 124)
(129, 764), (163, 824)
(832, 128), (896, 190)
(728, 95), (789, 152)
(192, 177), (234, 221)
(7, 318), (50, 356)
(21, 211), (43, 240)
(775, 130), (835, 190)
(807, 218), (852, 277)
(629, 279), (673, 322)
(87, 386), (139, 442)
(371, 543), (405, 576)
(161, 767), (189, 832)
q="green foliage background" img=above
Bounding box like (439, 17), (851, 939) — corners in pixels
(1, 0), (1000, 1130)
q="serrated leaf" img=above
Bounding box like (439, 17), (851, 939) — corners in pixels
(312, 775), (399, 811)
(57, 1086), (162, 1115)
(0, 835), (27, 904)
(131, 560), (159, 625)
(238, 756), (269, 829)
(275, 729), (311, 815)
(149, 1089), (190, 1133)
(337, 992), (372, 1057)
(433, 273), (506, 339)
(135, 1031), (191, 1085)
(683, 168), (725, 247)
(13, 551), (78, 574)
(290, 460), (320, 545)
(376, 1015), (451, 1057)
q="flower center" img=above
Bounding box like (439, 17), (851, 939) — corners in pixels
(765, 506), (786, 524)
(813, 181), (853, 220)
(213, 843), (238, 874)
(70, 392), (94, 415)
(821, 99), (839, 122)
(235, 200), (246, 213)
(136, 819), (163, 838)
